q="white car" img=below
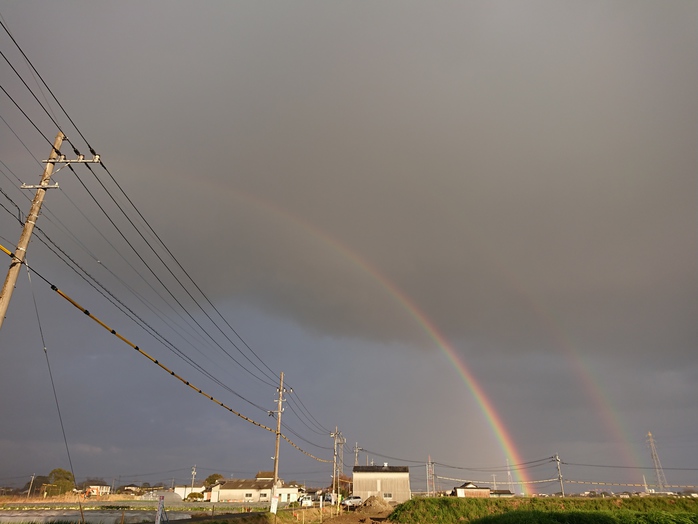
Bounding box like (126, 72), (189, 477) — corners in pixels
(298, 495), (313, 507)
(342, 495), (362, 507)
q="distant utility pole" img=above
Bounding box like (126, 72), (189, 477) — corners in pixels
(271, 372), (287, 503)
(491, 474), (497, 491)
(339, 435), (346, 480)
(555, 454), (565, 496)
(0, 132), (100, 330)
(26, 474), (35, 501)
(353, 443), (362, 467)
(647, 432), (668, 492)
(330, 427), (344, 498)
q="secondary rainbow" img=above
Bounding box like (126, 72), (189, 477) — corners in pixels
(224, 187), (534, 493)
(471, 243), (643, 475)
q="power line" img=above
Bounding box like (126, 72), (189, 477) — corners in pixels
(0, 242), (331, 464)
(28, 226), (271, 414)
(434, 456), (555, 473)
(0, 21), (337, 449)
(0, 84), (56, 147)
(0, 47), (65, 133)
(289, 390), (333, 434)
(59, 160), (279, 388)
(561, 462), (698, 472)
(359, 448), (433, 465)
(0, 112), (43, 165)
(0, 18), (87, 151)
(1, 16), (278, 388)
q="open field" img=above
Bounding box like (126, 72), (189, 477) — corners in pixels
(388, 497), (698, 524)
(3, 497), (698, 524)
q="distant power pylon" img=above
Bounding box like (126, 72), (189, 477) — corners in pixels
(507, 459), (514, 494)
(331, 427), (346, 496)
(647, 431), (668, 492)
(426, 457), (436, 496)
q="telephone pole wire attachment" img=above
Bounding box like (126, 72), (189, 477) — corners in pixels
(0, 132), (64, 330)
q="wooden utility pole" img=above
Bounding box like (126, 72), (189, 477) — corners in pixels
(330, 427), (344, 500)
(331, 427), (338, 499)
(272, 372), (285, 503)
(555, 453), (565, 497)
(26, 474), (36, 501)
(0, 132), (64, 330)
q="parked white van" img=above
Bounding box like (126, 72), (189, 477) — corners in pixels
(298, 495), (313, 507)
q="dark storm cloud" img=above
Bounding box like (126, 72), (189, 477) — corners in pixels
(1, 0), (696, 491)
(143, 0), (698, 361)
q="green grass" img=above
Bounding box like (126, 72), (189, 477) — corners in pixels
(387, 497), (698, 524)
(471, 510), (698, 524)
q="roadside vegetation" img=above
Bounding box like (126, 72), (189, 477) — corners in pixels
(3, 495), (698, 524)
(387, 497), (698, 524)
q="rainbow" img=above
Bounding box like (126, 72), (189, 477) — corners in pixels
(473, 249), (642, 474)
(220, 187), (534, 493)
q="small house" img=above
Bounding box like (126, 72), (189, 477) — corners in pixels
(174, 481), (206, 500)
(453, 482), (490, 498)
(208, 472), (300, 503)
(490, 489), (515, 498)
(85, 483), (111, 497)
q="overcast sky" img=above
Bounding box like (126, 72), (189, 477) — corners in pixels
(0, 1), (696, 495)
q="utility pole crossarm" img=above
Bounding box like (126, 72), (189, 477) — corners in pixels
(0, 132), (64, 330)
(42, 153), (100, 164)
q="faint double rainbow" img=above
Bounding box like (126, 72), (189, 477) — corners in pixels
(216, 186), (535, 492)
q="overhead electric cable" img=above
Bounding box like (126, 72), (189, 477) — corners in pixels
(27, 227), (269, 414)
(0, 84), (56, 148)
(0, 18), (88, 151)
(434, 456), (554, 473)
(280, 422), (334, 451)
(54, 162), (277, 388)
(33, 215), (227, 366)
(0, 18), (271, 383)
(24, 261), (85, 524)
(0, 113), (43, 165)
(0, 186), (23, 219)
(0, 48), (65, 132)
(42, 170), (225, 359)
(1, 19), (278, 386)
(283, 398), (329, 436)
(561, 461), (698, 471)
(0, 21), (337, 437)
(73, 162), (277, 387)
(94, 160), (279, 383)
(2, 158), (230, 381)
(286, 391), (332, 435)
(1, 158), (25, 184)
(0, 241), (330, 463)
(359, 449), (431, 465)
(436, 474), (558, 486)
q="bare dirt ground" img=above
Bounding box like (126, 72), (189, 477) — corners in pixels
(288, 508), (391, 524)
(323, 509), (391, 524)
(322, 496), (393, 524)
(282, 497), (394, 524)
